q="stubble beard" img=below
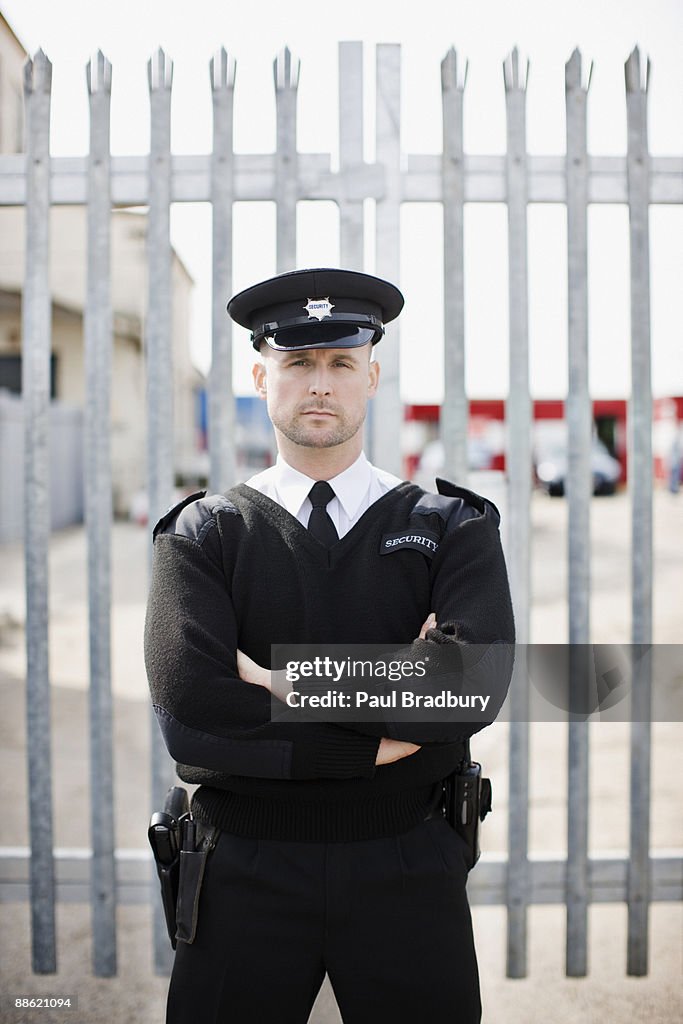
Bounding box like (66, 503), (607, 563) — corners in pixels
(271, 405), (366, 449)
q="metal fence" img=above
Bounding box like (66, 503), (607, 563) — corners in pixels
(0, 40), (681, 984)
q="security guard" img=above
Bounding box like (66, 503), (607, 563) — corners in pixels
(144, 268), (515, 1023)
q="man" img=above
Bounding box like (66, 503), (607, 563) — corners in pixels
(145, 267), (515, 1024)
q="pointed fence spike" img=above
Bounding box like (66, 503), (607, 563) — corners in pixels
(148, 47), (173, 91)
(441, 47), (457, 89)
(503, 52), (511, 91)
(27, 49), (52, 92)
(273, 46), (299, 90)
(565, 48), (581, 89)
(625, 46), (641, 93)
(503, 49), (526, 92)
(440, 49), (451, 88)
(87, 50), (112, 94)
(147, 50), (159, 90)
(441, 48), (467, 91)
(274, 47), (283, 89)
(219, 46), (228, 83)
(210, 47), (236, 90)
(504, 47), (528, 92)
(566, 48), (592, 92)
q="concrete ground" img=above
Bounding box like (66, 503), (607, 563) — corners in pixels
(0, 489), (682, 1023)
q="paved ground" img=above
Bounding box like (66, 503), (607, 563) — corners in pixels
(0, 489), (681, 1023)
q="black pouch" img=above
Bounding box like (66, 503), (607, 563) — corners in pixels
(443, 761), (492, 871)
(175, 819), (218, 945)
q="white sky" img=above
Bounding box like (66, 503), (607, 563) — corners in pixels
(3, 0), (682, 400)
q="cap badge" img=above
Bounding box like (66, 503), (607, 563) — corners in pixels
(304, 297), (335, 321)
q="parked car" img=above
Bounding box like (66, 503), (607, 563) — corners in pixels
(535, 438), (621, 496)
(418, 437), (495, 475)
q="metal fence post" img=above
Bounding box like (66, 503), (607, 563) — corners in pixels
(503, 46), (532, 980)
(625, 45), (653, 978)
(85, 49), (117, 978)
(565, 47), (593, 978)
(209, 48), (237, 492)
(373, 43), (402, 475)
(441, 48), (468, 484)
(338, 41), (365, 272)
(146, 46), (176, 975)
(22, 48), (57, 976)
(274, 47), (299, 274)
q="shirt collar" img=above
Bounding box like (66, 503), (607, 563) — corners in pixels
(274, 452), (372, 520)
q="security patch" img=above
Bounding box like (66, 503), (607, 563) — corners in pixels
(379, 529), (440, 558)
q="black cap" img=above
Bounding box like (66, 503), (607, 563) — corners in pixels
(227, 267), (404, 352)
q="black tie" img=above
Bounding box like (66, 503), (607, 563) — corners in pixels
(307, 481), (339, 547)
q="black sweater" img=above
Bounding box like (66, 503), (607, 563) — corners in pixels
(144, 480), (515, 841)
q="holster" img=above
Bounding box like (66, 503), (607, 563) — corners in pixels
(148, 787), (189, 949)
(442, 760), (493, 871)
(148, 786), (217, 948)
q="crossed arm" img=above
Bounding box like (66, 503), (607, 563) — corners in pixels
(235, 614), (437, 766)
(145, 532), (426, 780)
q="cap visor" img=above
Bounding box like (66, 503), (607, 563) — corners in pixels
(264, 324), (379, 351)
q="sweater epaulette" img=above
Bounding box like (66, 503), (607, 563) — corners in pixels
(412, 478), (501, 534)
(153, 491), (241, 544)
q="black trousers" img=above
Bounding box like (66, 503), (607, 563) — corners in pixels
(167, 814), (481, 1024)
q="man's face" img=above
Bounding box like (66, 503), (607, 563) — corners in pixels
(252, 343), (380, 450)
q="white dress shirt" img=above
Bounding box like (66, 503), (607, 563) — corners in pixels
(245, 452), (404, 539)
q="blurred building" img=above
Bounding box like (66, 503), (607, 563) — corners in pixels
(0, 12), (204, 537)
(0, 11), (24, 155)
